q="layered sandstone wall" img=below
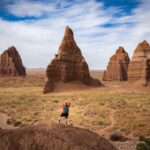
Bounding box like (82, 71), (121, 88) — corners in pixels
(103, 47), (130, 81)
(0, 46), (26, 76)
(44, 26), (101, 93)
(128, 40), (150, 86)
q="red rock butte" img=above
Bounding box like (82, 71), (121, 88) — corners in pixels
(103, 46), (130, 81)
(43, 26), (101, 93)
(0, 46), (26, 76)
(128, 40), (150, 86)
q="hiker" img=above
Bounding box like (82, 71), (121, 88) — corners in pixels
(59, 102), (71, 125)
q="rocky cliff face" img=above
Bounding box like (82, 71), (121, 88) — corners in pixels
(44, 26), (101, 93)
(128, 40), (150, 86)
(0, 46), (26, 76)
(103, 47), (130, 81)
(0, 124), (118, 150)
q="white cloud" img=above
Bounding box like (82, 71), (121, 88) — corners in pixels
(0, 0), (150, 69)
(6, 1), (55, 17)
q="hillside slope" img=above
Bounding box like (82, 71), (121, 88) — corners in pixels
(0, 123), (117, 150)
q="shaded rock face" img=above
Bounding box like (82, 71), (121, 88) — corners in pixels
(44, 26), (101, 93)
(0, 124), (118, 150)
(103, 47), (130, 81)
(0, 46), (26, 76)
(128, 40), (150, 86)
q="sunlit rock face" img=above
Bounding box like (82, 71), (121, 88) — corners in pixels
(0, 124), (118, 150)
(0, 46), (26, 76)
(128, 40), (150, 86)
(103, 46), (130, 81)
(44, 26), (101, 93)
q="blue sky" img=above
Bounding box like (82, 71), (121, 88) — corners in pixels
(0, 0), (150, 69)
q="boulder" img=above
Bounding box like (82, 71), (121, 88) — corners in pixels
(0, 46), (26, 76)
(128, 40), (150, 86)
(103, 47), (130, 81)
(0, 124), (118, 150)
(44, 26), (101, 93)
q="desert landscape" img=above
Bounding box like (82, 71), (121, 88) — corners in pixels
(0, 27), (150, 150)
(0, 0), (150, 150)
(0, 69), (150, 150)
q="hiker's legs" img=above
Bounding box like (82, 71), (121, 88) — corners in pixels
(59, 113), (63, 123)
(58, 117), (61, 123)
(59, 112), (66, 123)
(59, 116), (67, 124)
(65, 118), (68, 125)
(65, 114), (69, 125)
(59, 113), (68, 124)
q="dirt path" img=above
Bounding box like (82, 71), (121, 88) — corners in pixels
(96, 108), (116, 137)
(102, 109), (116, 133)
(0, 113), (16, 129)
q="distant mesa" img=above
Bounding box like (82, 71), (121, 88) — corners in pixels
(128, 40), (150, 86)
(103, 46), (130, 81)
(44, 26), (102, 93)
(0, 46), (26, 76)
(0, 124), (118, 150)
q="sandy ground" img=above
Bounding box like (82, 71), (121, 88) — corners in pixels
(0, 113), (17, 129)
(0, 70), (149, 150)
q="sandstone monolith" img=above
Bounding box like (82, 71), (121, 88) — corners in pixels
(44, 26), (101, 93)
(0, 46), (26, 76)
(103, 47), (130, 81)
(128, 40), (150, 86)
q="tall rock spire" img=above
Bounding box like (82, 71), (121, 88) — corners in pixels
(57, 26), (82, 61)
(43, 26), (101, 93)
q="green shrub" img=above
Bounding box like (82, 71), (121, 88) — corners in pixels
(136, 136), (150, 150)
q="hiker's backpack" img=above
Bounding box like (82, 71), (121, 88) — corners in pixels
(64, 105), (69, 113)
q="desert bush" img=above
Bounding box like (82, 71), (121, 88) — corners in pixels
(136, 136), (150, 150)
(110, 132), (128, 142)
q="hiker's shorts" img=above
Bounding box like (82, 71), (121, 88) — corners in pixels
(60, 112), (68, 118)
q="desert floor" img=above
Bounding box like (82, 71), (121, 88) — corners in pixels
(0, 70), (150, 149)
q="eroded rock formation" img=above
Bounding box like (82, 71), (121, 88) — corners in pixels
(128, 40), (150, 86)
(0, 46), (26, 76)
(44, 26), (101, 93)
(103, 47), (130, 81)
(0, 124), (118, 150)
